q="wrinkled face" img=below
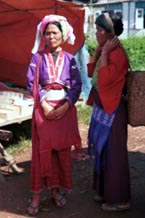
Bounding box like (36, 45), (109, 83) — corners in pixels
(44, 23), (63, 51)
(96, 24), (112, 46)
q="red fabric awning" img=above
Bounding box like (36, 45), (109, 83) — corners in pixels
(0, 0), (85, 87)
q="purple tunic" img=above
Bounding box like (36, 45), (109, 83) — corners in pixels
(27, 51), (82, 106)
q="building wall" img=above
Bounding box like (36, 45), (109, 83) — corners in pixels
(85, 0), (145, 39)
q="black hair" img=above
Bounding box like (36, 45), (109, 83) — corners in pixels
(95, 10), (123, 36)
(43, 21), (62, 35)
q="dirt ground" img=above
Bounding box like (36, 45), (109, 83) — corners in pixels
(0, 123), (145, 218)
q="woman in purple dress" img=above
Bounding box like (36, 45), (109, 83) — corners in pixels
(26, 14), (82, 215)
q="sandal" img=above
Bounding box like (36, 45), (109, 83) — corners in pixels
(101, 202), (130, 212)
(52, 194), (67, 207)
(27, 203), (39, 215)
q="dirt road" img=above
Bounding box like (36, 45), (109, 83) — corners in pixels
(0, 124), (145, 218)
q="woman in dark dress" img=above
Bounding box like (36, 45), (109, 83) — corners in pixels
(87, 11), (131, 211)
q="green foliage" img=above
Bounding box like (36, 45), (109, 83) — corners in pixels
(121, 36), (145, 70)
(86, 35), (145, 71)
(85, 33), (97, 56)
(77, 104), (92, 125)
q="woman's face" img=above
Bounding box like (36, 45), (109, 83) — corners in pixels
(96, 24), (112, 46)
(44, 23), (63, 51)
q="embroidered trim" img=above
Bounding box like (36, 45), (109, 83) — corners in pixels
(45, 50), (64, 83)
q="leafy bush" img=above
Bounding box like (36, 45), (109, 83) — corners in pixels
(121, 36), (145, 70)
(85, 33), (97, 56)
(86, 35), (145, 71)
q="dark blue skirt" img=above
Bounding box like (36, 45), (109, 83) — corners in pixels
(88, 88), (131, 204)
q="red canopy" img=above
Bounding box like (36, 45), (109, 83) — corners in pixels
(0, 0), (85, 87)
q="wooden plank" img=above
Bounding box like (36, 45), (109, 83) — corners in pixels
(0, 114), (32, 127)
(0, 90), (33, 128)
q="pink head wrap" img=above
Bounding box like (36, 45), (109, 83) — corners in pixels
(31, 14), (76, 54)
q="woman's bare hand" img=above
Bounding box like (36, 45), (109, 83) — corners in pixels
(41, 100), (55, 120)
(102, 36), (119, 55)
(54, 101), (70, 120)
(89, 45), (103, 63)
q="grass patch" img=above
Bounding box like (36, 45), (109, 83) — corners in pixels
(6, 137), (31, 155)
(2, 120), (32, 155)
(77, 104), (92, 125)
(86, 35), (145, 71)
